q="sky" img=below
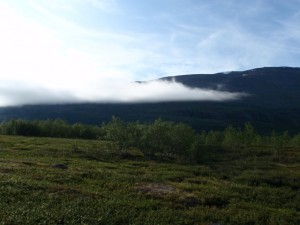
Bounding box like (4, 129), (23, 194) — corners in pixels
(0, 0), (300, 106)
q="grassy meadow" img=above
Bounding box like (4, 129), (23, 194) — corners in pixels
(0, 134), (299, 225)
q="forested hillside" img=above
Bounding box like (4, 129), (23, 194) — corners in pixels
(0, 67), (300, 133)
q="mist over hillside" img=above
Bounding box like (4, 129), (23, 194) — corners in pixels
(1, 67), (300, 133)
(162, 67), (300, 107)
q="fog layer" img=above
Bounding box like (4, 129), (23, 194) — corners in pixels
(0, 79), (245, 107)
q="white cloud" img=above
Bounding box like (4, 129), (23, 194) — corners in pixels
(0, 79), (245, 107)
(0, 2), (245, 107)
(77, 79), (245, 103)
(1, 1), (299, 107)
(82, 0), (120, 12)
(29, 0), (120, 14)
(0, 81), (78, 106)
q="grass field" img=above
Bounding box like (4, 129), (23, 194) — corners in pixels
(0, 135), (299, 225)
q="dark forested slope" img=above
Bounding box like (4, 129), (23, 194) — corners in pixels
(1, 67), (300, 133)
(163, 67), (300, 107)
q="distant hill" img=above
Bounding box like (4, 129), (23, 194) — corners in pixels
(1, 67), (300, 133)
(162, 67), (300, 107)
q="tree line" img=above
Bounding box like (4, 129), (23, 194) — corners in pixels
(1, 118), (300, 161)
(0, 119), (102, 139)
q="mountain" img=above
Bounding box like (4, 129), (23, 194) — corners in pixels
(1, 67), (300, 133)
(162, 67), (300, 108)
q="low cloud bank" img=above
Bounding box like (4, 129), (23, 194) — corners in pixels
(0, 81), (78, 106)
(0, 79), (246, 107)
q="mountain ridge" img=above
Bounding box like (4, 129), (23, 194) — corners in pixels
(160, 66), (300, 107)
(1, 66), (300, 133)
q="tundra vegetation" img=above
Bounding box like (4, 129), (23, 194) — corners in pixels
(0, 118), (299, 224)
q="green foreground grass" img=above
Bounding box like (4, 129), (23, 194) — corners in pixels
(0, 135), (299, 225)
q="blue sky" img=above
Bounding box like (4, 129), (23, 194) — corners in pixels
(0, 0), (299, 106)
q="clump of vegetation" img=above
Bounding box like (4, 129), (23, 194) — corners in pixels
(1, 117), (299, 163)
(0, 119), (103, 139)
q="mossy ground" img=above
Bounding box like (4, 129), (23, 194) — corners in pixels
(0, 135), (299, 225)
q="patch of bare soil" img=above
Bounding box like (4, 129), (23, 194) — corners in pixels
(134, 183), (176, 196)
